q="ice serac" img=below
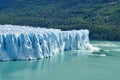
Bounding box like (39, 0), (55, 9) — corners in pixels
(0, 25), (89, 61)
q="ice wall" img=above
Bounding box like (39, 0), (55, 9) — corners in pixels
(0, 25), (89, 61)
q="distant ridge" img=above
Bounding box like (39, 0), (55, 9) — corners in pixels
(0, 0), (120, 40)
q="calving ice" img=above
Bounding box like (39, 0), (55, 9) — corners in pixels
(0, 25), (94, 61)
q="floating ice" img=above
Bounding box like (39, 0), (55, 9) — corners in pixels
(0, 24), (90, 61)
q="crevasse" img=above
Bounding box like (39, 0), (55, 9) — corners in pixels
(0, 25), (89, 61)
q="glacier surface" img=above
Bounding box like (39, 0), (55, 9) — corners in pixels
(0, 25), (90, 61)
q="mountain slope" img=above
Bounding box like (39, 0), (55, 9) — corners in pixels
(0, 0), (120, 40)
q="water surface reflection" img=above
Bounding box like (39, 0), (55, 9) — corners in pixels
(0, 50), (88, 80)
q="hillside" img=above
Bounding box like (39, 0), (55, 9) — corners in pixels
(0, 0), (120, 40)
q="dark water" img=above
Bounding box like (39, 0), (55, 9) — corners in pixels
(0, 41), (120, 80)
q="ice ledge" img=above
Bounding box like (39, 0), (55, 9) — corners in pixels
(0, 25), (89, 61)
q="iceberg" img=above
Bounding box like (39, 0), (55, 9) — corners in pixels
(0, 25), (90, 61)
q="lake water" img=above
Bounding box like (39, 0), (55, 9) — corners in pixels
(0, 41), (120, 80)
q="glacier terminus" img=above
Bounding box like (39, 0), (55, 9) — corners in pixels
(0, 25), (91, 61)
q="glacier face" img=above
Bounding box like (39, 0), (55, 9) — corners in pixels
(0, 25), (89, 61)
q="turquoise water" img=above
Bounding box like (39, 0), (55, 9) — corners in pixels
(0, 41), (120, 80)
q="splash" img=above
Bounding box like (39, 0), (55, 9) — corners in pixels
(86, 43), (100, 52)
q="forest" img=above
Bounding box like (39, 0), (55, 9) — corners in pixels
(0, 0), (120, 40)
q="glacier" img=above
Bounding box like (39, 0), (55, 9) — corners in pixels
(0, 25), (90, 61)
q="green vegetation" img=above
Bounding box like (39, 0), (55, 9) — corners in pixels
(0, 0), (120, 40)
